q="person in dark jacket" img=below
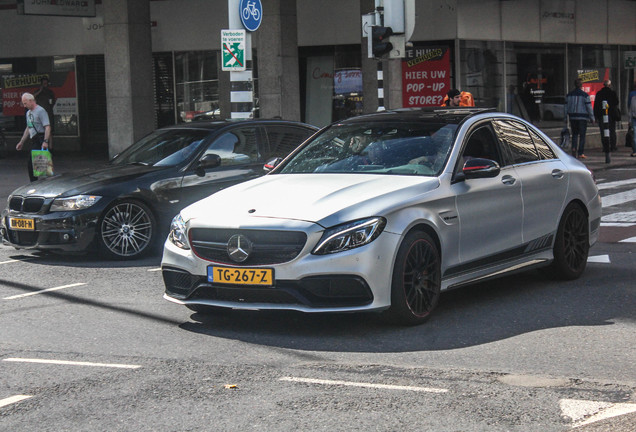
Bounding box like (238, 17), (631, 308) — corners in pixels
(594, 80), (620, 152)
(566, 78), (594, 159)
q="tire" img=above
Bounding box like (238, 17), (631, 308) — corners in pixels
(551, 203), (589, 280)
(384, 231), (441, 326)
(98, 200), (156, 259)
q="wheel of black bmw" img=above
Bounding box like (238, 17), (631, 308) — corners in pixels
(551, 202), (589, 280)
(98, 200), (155, 259)
(385, 231), (441, 326)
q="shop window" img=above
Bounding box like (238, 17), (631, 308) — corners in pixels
(459, 40), (504, 109)
(175, 51), (220, 123)
(0, 56), (78, 136)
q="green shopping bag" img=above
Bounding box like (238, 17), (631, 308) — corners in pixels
(31, 149), (54, 177)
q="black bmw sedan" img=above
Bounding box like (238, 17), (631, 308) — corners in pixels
(1, 119), (317, 259)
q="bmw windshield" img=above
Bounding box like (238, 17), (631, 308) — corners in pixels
(277, 122), (457, 176)
(111, 129), (210, 167)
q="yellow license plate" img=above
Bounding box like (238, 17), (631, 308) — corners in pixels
(9, 217), (35, 231)
(208, 266), (274, 286)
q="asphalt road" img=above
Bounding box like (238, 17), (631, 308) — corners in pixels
(0, 155), (634, 431)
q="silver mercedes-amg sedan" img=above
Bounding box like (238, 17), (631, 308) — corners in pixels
(161, 108), (601, 325)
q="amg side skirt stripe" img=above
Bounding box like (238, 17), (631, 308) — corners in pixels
(444, 233), (554, 278)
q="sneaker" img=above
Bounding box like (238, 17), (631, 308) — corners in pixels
(631, 153), (636, 157)
(579, 154), (587, 159)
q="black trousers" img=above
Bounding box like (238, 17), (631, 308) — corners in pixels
(26, 134), (45, 182)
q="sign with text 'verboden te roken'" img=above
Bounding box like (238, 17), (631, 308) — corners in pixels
(402, 46), (451, 107)
(221, 30), (246, 72)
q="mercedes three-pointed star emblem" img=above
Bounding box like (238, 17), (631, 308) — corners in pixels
(227, 234), (253, 263)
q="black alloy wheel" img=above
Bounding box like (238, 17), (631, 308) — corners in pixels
(98, 200), (155, 259)
(551, 202), (589, 280)
(385, 230), (441, 326)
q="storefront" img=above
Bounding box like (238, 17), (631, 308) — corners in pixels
(0, 1), (634, 154)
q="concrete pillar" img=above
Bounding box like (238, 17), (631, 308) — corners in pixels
(253, 0), (300, 120)
(386, 58), (403, 109)
(103, 0), (155, 157)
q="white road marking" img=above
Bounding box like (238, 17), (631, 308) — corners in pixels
(147, 268), (162, 272)
(0, 260), (18, 265)
(560, 398), (636, 428)
(596, 178), (636, 190)
(3, 358), (141, 369)
(587, 255), (610, 264)
(0, 395), (32, 408)
(279, 377), (448, 393)
(601, 189), (636, 207)
(601, 211), (636, 223)
(2, 282), (86, 300)
(619, 236), (636, 243)
(600, 222), (636, 227)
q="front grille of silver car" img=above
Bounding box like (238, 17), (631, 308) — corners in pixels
(9, 196), (45, 213)
(189, 228), (307, 265)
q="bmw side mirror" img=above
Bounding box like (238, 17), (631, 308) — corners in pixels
(195, 153), (221, 176)
(462, 158), (500, 179)
(263, 157), (283, 173)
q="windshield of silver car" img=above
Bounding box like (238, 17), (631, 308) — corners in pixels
(277, 123), (457, 176)
(111, 129), (209, 167)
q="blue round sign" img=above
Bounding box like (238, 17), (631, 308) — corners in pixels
(239, 0), (262, 32)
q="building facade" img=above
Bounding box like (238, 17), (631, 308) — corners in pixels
(0, 0), (634, 156)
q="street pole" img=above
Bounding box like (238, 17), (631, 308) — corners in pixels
(602, 100), (610, 163)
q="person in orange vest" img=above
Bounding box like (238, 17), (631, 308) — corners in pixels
(441, 89), (475, 107)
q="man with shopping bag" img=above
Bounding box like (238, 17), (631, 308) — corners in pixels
(15, 92), (51, 182)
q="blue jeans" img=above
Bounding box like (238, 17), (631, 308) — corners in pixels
(570, 119), (588, 156)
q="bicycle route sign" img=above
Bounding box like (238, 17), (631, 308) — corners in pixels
(221, 29), (246, 71)
(239, 0), (262, 32)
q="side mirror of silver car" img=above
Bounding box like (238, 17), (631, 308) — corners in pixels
(263, 157), (283, 173)
(462, 158), (501, 180)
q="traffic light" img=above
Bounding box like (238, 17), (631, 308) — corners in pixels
(371, 26), (393, 58)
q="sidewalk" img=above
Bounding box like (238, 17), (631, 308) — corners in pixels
(572, 144), (636, 173)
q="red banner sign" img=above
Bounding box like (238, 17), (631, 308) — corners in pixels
(2, 71), (76, 116)
(402, 47), (451, 107)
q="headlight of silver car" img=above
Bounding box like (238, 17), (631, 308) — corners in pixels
(168, 214), (190, 250)
(50, 195), (102, 211)
(312, 217), (386, 255)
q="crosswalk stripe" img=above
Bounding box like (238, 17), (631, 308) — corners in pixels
(596, 178), (636, 190)
(601, 189), (636, 207)
(601, 211), (636, 223)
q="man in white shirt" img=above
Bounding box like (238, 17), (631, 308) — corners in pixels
(16, 92), (51, 181)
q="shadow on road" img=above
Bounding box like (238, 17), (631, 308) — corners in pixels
(6, 250), (162, 269)
(179, 264), (634, 353)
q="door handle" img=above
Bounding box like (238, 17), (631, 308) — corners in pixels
(501, 175), (516, 185)
(551, 169), (564, 179)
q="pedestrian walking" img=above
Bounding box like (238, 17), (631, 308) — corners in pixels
(593, 80), (619, 152)
(15, 92), (51, 182)
(566, 78), (594, 159)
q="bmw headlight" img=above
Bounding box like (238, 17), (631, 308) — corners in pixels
(168, 214), (190, 250)
(50, 195), (102, 211)
(312, 217), (386, 255)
